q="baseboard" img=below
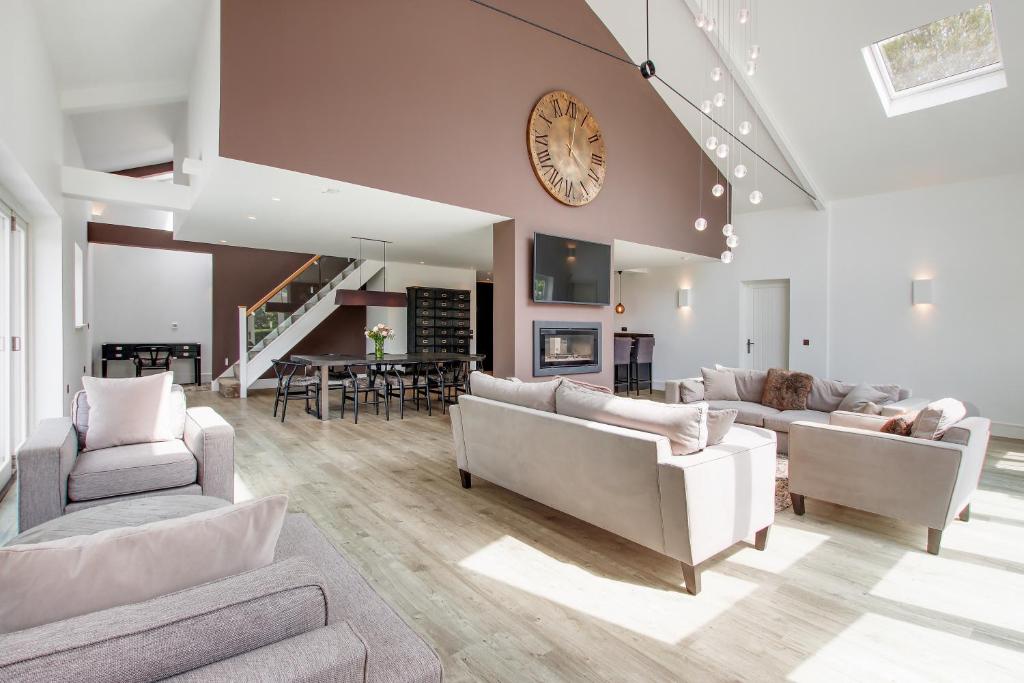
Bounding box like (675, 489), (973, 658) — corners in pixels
(992, 422), (1024, 440)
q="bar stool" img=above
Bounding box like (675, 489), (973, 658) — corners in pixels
(613, 337), (632, 394)
(630, 336), (655, 396)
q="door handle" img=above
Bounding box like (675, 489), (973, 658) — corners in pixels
(746, 338), (755, 354)
(12, 337), (21, 352)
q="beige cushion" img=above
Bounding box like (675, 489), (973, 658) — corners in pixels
(715, 365), (768, 403)
(554, 376), (612, 394)
(555, 381), (709, 455)
(763, 409), (830, 434)
(911, 398), (968, 440)
(0, 495), (288, 634)
(707, 400), (780, 427)
(837, 383), (890, 413)
(807, 378), (855, 412)
(680, 378), (705, 403)
(701, 367), (740, 401)
(80, 373), (177, 451)
(829, 410), (889, 431)
(73, 385), (187, 451)
(469, 372), (559, 413)
(707, 409), (738, 446)
(68, 440), (198, 502)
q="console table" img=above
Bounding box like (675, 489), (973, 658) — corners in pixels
(100, 343), (202, 385)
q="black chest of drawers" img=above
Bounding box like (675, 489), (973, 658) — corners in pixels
(407, 287), (473, 354)
(100, 343), (202, 385)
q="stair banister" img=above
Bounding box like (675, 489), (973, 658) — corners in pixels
(238, 305), (248, 398)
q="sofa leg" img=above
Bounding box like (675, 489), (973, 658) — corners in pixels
(459, 469), (472, 489)
(927, 528), (943, 555)
(791, 493), (806, 516)
(681, 563), (701, 595)
(959, 504), (971, 522)
(754, 525), (771, 551)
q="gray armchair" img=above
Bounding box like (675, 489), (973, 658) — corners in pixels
(17, 385), (234, 532)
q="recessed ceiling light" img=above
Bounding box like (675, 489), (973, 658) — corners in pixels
(219, 240), (227, 244)
(271, 197), (281, 202)
(247, 216), (256, 220)
(322, 187), (341, 194)
(419, 261), (425, 264)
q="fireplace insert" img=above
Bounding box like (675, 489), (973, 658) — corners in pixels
(533, 321), (602, 376)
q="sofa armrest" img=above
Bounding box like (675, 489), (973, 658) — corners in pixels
(16, 418), (78, 532)
(829, 410), (889, 431)
(880, 396), (931, 417)
(663, 379), (683, 404)
(789, 421), (965, 529)
(184, 407), (235, 502)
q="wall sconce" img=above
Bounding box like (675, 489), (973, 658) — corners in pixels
(677, 288), (691, 308)
(912, 278), (934, 305)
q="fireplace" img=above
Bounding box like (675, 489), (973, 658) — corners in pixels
(533, 321), (602, 376)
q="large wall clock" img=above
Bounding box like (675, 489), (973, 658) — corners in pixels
(527, 90), (606, 206)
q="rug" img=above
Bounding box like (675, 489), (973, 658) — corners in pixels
(775, 455), (792, 512)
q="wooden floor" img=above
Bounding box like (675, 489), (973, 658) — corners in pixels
(4, 390), (1024, 681)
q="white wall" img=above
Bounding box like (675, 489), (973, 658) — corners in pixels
(619, 206), (829, 383)
(61, 117), (91, 411)
(365, 262), (477, 354)
(88, 244), (213, 383)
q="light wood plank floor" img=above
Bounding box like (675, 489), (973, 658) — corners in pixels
(4, 390), (1024, 681)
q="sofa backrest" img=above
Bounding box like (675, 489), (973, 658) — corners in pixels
(71, 384), (187, 450)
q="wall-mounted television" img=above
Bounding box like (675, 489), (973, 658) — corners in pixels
(532, 233), (611, 305)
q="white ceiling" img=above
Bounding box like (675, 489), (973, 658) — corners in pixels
(178, 159), (508, 269)
(613, 240), (712, 271)
(70, 102), (183, 171)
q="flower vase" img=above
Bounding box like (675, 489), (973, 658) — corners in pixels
(374, 339), (385, 359)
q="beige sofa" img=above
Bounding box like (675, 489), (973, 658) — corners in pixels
(450, 391), (777, 595)
(665, 368), (924, 454)
(789, 412), (990, 554)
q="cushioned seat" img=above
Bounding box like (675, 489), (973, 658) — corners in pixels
(68, 440), (198, 502)
(762, 409), (830, 434)
(707, 400), (780, 427)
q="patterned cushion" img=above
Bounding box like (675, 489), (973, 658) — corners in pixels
(881, 415), (914, 437)
(760, 369), (814, 411)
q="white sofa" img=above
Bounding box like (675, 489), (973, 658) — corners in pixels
(665, 368), (925, 454)
(449, 391), (777, 595)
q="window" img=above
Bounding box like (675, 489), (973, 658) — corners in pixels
(862, 4), (1006, 117)
(74, 243), (85, 328)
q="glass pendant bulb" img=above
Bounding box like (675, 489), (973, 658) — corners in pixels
(738, 8), (750, 24)
(749, 44), (760, 60)
(710, 66), (723, 82)
(701, 100), (713, 114)
(749, 190), (763, 205)
(694, 217), (708, 231)
(705, 17), (716, 32)
(705, 135), (718, 150)
(726, 234), (739, 248)
(738, 120), (752, 136)
(733, 163), (748, 178)
(716, 143), (730, 159)
(721, 250), (734, 264)
(722, 223), (734, 237)
(615, 302), (625, 315)
(712, 183), (725, 197)
(713, 92), (726, 108)
(746, 61), (757, 76)
(695, 13), (707, 28)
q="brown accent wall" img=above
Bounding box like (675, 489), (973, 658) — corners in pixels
(87, 223), (366, 377)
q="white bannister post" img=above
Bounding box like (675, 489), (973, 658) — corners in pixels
(238, 305), (248, 398)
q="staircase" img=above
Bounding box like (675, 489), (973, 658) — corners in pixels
(216, 256), (383, 397)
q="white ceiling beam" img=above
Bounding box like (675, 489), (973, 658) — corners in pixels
(680, 0), (826, 210)
(62, 166), (193, 212)
(60, 79), (188, 114)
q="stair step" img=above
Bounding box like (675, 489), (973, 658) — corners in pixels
(218, 377), (241, 399)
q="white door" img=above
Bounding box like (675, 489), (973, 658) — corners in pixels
(741, 280), (789, 371)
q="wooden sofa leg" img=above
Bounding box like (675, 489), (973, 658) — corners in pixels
(459, 469), (472, 489)
(959, 504), (971, 522)
(791, 493), (806, 516)
(927, 528), (943, 555)
(681, 563), (701, 595)
(754, 526), (771, 551)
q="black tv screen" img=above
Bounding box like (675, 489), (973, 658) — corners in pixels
(532, 233), (611, 305)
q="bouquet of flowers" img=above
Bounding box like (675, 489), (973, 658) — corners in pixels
(365, 323), (395, 359)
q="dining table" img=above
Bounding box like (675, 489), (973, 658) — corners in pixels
(291, 352), (486, 421)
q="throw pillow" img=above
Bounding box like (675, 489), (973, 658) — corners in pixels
(760, 368), (814, 411)
(0, 495), (288, 634)
(680, 378), (705, 403)
(853, 401), (883, 415)
(701, 367), (741, 401)
(910, 398), (968, 440)
(837, 383), (891, 413)
(881, 415), (914, 437)
(807, 377), (856, 413)
(554, 376), (612, 394)
(555, 381), (709, 455)
(470, 372), (560, 412)
(80, 372), (176, 451)
(707, 409), (738, 446)
(715, 365), (768, 403)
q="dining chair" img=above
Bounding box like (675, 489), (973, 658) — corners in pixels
(271, 358), (319, 422)
(339, 365), (389, 424)
(133, 345), (173, 378)
(613, 337), (633, 394)
(630, 336), (656, 396)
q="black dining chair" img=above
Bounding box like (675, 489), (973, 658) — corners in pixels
(630, 336), (656, 396)
(406, 364), (434, 416)
(428, 360), (469, 412)
(613, 337), (633, 394)
(339, 365), (389, 424)
(133, 345), (173, 377)
(380, 363), (416, 420)
(271, 358), (319, 422)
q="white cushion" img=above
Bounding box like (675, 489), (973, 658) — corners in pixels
(80, 373), (177, 451)
(715, 365), (768, 403)
(910, 398), (968, 440)
(706, 400), (780, 428)
(72, 384), (187, 450)
(707, 409), (738, 446)
(555, 381), (708, 455)
(701, 367), (740, 401)
(837, 383), (891, 413)
(469, 372), (559, 413)
(0, 495), (288, 634)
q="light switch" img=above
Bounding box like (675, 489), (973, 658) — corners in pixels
(171, 321), (179, 330)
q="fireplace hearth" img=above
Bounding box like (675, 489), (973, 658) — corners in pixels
(533, 321), (602, 376)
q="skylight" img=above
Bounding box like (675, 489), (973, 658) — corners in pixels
(863, 4), (1006, 117)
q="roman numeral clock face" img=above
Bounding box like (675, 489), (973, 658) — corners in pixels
(528, 90), (606, 206)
